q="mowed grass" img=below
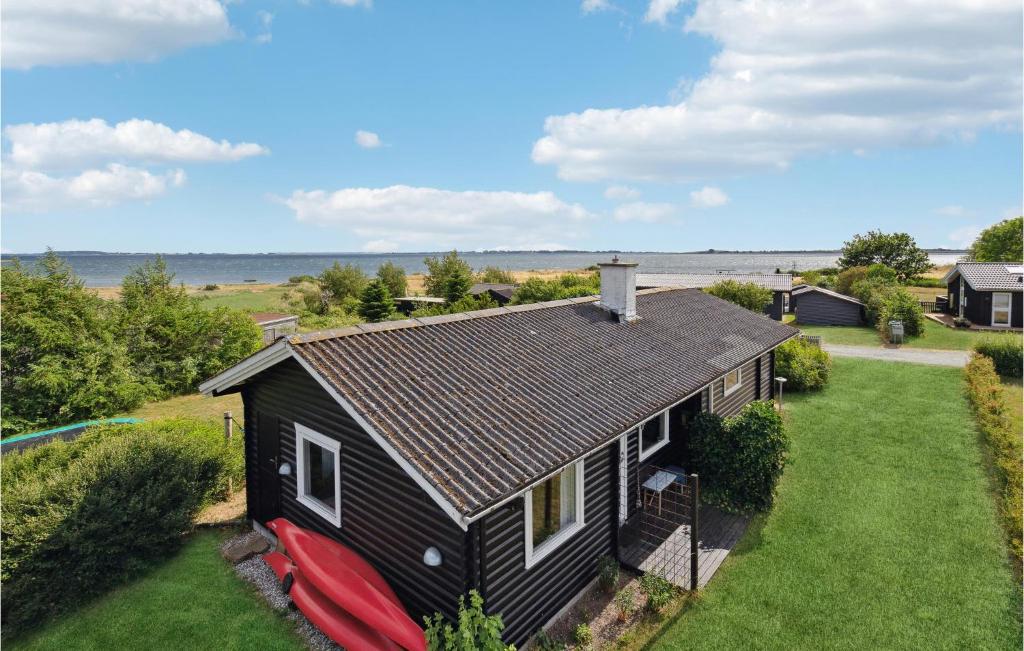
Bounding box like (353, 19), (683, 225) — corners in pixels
(195, 284), (296, 312)
(797, 318), (1023, 351)
(652, 358), (1021, 650)
(121, 392), (242, 426)
(8, 531), (302, 651)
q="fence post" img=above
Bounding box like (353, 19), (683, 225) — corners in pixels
(224, 411), (233, 497)
(689, 473), (699, 591)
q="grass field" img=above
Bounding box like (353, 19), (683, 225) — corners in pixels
(194, 284), (298, 312)
(651, 358), (1021, 650)
(121, 392), (242, 426)
(8, 531), (302, 651)
(796, 318), (1023, 351)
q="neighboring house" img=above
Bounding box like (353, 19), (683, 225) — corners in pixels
(251, 312), (300, 345)
(200, 261), (798, 646)
(790, 285), (865, 326)
(635, 272), (792, 321)
(943, 262), (1023, 328)
(469, 282), (517, 305)
(394, 295), (446, 315)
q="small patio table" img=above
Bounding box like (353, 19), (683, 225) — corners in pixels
(642, 470), (678, 515)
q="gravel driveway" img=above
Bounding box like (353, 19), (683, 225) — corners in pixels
(822, 344), (971, 368)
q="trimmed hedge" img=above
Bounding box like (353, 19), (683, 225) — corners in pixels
(1, 420), (238, 634)
(687, 401), (789, 513)
(963, 354), (1022, 568)
(974, 338), (1023, 378)
(775, 338), (832, 391)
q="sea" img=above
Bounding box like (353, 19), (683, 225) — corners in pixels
(1, 250), (966, 287)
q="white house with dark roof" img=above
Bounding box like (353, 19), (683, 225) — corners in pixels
(943, 262), (1023, 328)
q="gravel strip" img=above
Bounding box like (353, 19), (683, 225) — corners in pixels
(823, 344), (970, 367)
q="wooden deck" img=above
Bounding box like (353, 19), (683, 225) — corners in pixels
(619, 503), (749, 589)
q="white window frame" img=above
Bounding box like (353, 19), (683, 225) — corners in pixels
(723, 368), (743, 397)
(637, 412), (670, 462)
(523, 460), (585, 569)
(991, 292), (1012, 328)
(295, 423), (342, 527)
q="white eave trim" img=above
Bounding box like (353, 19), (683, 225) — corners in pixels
(199, 340), (292, 395)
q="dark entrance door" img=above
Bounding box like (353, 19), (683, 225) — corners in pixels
(255, 412), (281, 523)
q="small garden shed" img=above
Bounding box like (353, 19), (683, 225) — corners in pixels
(943, 262), (1023, 328)
(791, 285), (865, 326)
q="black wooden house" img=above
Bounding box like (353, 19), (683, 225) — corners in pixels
(943, 262), (1023, 328)
(201, 260), (798, 645)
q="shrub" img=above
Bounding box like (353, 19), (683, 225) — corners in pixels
(424, 590), (513, 651)
(614, 589), (637, 622)
(573, 623), (593, 648)
(963, 354), (1022, 566)
(834, 266), (868, 296)
(510, 273), (600, 305)
(532, 629), (565, 651)
(357, 279), (396, 323)
(1, 420), (233, 634)
(319, 262), (368, 303)
(202, 283), (219, 291)
(596, 555), (619, 593)
(376, 262), (408, 299)
(875, 286), (924, 339)
(477, 266), (516, 284)
(974, 338), (1023, 378)
(705, 280), (773, 313)
(423, 251), (474, 298)
(906, 276), (946, 288)
(775, 338), (832, 391)
(288, 274), (317, 285)
(688, 401), (789, 512)
(639, 572), (676, 612)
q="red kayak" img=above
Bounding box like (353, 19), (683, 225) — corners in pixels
(263, 551), (402, 651)
(267, 519), (427, 651)
(266, 518), (400, 606)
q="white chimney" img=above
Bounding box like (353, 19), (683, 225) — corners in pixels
(598, 257), (639, 322)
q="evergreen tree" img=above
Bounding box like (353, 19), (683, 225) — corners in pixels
(423, 250), (473, 297)
(357, 279), (396, 322)
(443, 266), (473, 304)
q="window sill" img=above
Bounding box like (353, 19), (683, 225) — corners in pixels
(297, 494), (341, 527)
(723, 384), (742, 397)
(525, 520), (585, 569)
(638, 437), (670, 462)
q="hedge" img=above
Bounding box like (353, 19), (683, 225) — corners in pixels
(973, 338), (1023, 378)
(1, 420), (238, 635)
(687, 401), (789, 512)
(963, 354), (1022, 569)
(775, 338), (832, 391)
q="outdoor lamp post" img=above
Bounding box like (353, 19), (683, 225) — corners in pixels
(775, 376), (787, 411)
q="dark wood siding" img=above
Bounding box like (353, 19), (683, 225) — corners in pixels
(477, 446), (617, 646)
(242, 359), (466, 622)
(760, 351), (773, 400)
(793, 291), (863, 326)
(711, 358), (759, 417)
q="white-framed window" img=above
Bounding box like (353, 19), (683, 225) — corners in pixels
(723, 368), (743, 396)
(524, 460), (585, 569)
(992, 292), (1012, 327)
(295, 423), (342, 527)
(638, 412), (670, 461)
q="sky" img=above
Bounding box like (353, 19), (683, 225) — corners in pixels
(2, 0), (1022, 254)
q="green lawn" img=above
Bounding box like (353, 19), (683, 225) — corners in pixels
(652, 358), (1021, 650)
(120, 391), (242, 426)
(797, 318), (1023, 351)
(195, 285), (296, 312)
(8, 531), (302, 651)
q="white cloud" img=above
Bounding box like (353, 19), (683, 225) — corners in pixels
(949, 225), (982, 248)
(936, 205), (970, 217)
(644, 0), (683, 25)
(581, 0), (612, 13)
(354, 130), (383, 149)
(5, 118), (268, 170)
(3, 164), (185, 212)
(604, 185), (641, 200)
(282, 185), (591, 251)
(2, 118), (266, 213)
(255, 10), (273, 44)
(331, 0), (371, 6)
(2, 0), (233, 69)
(612, 201), (676, 223)
(534, 0), (1022, 182)
(689, 186), (729, 208)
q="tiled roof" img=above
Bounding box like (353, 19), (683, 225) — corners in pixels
(791, 285), (864, 305)
(249, 312), (298, 324)
(636, 273), (792, 292)
(469, 283), (517, 299)
(288, 288), (797, 517)
(947, 262), (1024, 292)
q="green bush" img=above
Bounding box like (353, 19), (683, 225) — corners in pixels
(905, 276), (946, 288)
(1, 420), (234, 634)
(424, 590), (513, 651)
(287, 274), (317, 285)
(477, 266), (516, 284)
(510, 273), (599, 305)
(639, 572), (676, 612)
(964, 354), (1022, 566)
(775, 338), (832, 391)
(834, 266), (868, 296)
(596, 555), (619, 593)
(688, 401), (789, 512)
(423, 251), (474, 298)
(705, 280), (773, 313)
(376, 262), (408, 299)
(202, 283), (219, 291)
(974, 338), (1023, 378)
(614, 588), (637, 621)
(875, 286), (924, 339)
(573, 623), (593, 647)
(319, 262), (369, 303)
(357, 279), (396, 323)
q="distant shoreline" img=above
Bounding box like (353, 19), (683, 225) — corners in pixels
(4, 248), (967, 257)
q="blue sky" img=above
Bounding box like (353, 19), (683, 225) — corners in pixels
(2, 0), (1021, 253)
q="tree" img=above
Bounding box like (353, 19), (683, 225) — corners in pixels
(357, 280), (396, 322)
(509, 273), (600, 305)
(969, 217), (1023, 262)
(319, 262), (368, 304)
(1, 252), (146, 435)
(837, 231), (931, 282)
(376, 261), (408, 298)
(477, 266), (515, 284)
(706, 280), (773, 313)
(423, 250), (473, 297)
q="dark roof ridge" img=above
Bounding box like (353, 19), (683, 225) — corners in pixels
(289, 286), (683, 345)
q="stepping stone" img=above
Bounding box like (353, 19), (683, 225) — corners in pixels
(222, 533), (272, 564)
